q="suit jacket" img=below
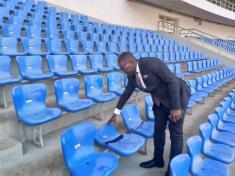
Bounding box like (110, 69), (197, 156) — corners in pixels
(116, 57), (191, 112)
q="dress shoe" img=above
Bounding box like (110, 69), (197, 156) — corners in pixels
(139, 159), (164, 168)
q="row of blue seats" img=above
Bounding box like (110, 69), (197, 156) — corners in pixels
(187, 68), (234, 109)
(168, 58), (220, 78)
(60, 101), (156, 176)
(11, 67), (234, 136)
(187, 59), (220, 73)
(144, 68), (235, 120)
(197, 36), (235, 54)
(0, 54), (213, 85)
(0, 37), (205, 59)
(170, 89), (235, 176)
(59, 87), (235, 176)
(0, 25), (176, 46)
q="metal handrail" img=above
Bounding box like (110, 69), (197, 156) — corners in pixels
(157, 20), (235, 55)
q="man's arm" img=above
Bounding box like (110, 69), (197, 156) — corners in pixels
(152, 59), (181, 109)
(107, 78), (135, 123)
(151, 59), (182, 122)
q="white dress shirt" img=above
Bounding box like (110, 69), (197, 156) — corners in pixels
(113, 63), (146, 115)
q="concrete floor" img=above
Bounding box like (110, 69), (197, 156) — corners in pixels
(0, 81), (235, 176)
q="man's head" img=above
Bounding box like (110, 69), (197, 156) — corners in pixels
(118, 52), (137, 75)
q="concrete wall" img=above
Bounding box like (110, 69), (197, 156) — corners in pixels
(44, 0), (235, 39)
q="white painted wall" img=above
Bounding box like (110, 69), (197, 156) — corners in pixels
(44, 0), (235, 39)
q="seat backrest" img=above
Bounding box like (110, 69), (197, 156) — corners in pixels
(199, 122), (212, 144)
(106, 54), (118, 68)
(70, 54), (87, 70)
(89, 54), (104, 69)
(47, 39), (63, 52)
(95, 124), (121, 145)
(196, 77), (203, 91)
(220, 97), (231, 110)
(202, 75), (208, 87)
(170, 154), (190, 176)
(12, 83), (47, 118)
(47, 55), (68, 72)
(208, 114), (219, 129)
(16, 56), (42, 75)
(85, 75), (103, 97)
(4, 24), (22, 37)
(107, 72), (123, 91)
(121, 104), (143, 130)
(188, 80), (196, 94)
(214, 106), (225, 120)
(187, 135), (202, 170)
(55, 78), (79, 105)
(23, 38), (42, 53)
(175, 63), (181, 74)
(0, 37), (18, 54)
(60, 122), (96, 169)
(167, 64), (175, 73)
(0, 56), (11, 77)
(67, 40), (79, 53)
(144, 95), (153, 108)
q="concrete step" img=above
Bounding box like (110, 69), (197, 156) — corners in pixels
(0, 137), (23, 169)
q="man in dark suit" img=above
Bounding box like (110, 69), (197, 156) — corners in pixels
(108, 52), (191, 176)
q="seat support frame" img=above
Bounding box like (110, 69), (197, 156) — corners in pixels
(33, 125), (44, 147)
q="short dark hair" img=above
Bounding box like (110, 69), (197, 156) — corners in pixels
(118, 52), (135, 64)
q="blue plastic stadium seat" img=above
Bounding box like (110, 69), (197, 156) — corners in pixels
(46, 28), (59, 39)
(46, 55), (78, 77)
(0, 37), (25, 55)
(63, 30), (75, 40)
(216, 103), (235, 124)
(47, 39), (68, 54)
(0, 56), (22, 85)
(77, 31), (88, 41)
(55, 78), (94, 112)
(95, 123), (145, 156)
(187, 136), (230, 176)
(66, 40), (83, 54)
(107, 72), (124, 96)
(96, 42), (107, 54)
(170, 154), (190, 176)
(199, 122), (234, 164)
(167, 64), (175, 73)
(195, 77), (210, 95)
(188, 80), (206, 102)
(121, 104), (154, 138)
(106, 54), (120, 71)
(16, 56), (53, 81)
(108, 42), (119, 54)
(60, 122), (118, 176)
(144, 95), (154, 121)
(82, 41), (96, 54)
(3, 24), (22, 37)
(85, 75), (117, 103)
(12, 83), (62, 126)
(9, 16), (25, 26)
(89, 54), (113, 73)
(201, 75), (216, 93)
(119, 42), (128, 53)
(70, 54), (97, 75)
(23, 38), (48, 55)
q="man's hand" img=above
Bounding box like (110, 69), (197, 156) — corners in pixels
(107, 113), (118, 124)
(170, 109), (182, 123)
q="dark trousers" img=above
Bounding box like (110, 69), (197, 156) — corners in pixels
(152, 104), (185, 165)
